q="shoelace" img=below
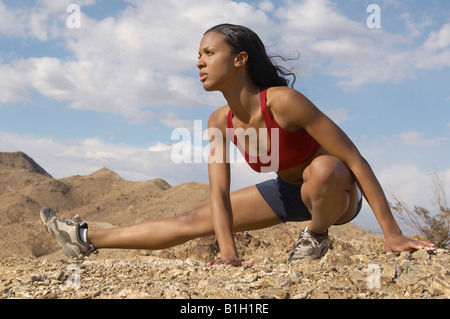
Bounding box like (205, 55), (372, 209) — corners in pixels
(289, 232), (321, 257)
(72, 214), (88, 228)
(55, 213), (87, 228)
(293, 235), (320, 250)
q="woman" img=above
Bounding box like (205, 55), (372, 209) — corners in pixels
(41, 24), (434, 266)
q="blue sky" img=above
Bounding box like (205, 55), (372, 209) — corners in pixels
(0, 0), (449, 233)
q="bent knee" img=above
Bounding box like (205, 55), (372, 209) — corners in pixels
(303, 155), (354, 189)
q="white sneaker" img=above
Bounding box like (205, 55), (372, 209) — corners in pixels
(288, 229), (328, 261)
(40, 208), (98, 258)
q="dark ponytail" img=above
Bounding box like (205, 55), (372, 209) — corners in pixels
(204, 23), (297, 88)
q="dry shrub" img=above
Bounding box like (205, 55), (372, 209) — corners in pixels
(389, 171), (449, 249)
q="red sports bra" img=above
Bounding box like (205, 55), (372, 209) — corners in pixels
(227, 88), (321, 173)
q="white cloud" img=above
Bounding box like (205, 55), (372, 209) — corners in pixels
(0, 2), (22, 37)
(324, 107), (356, 124)
(374, 163), (449, 234)
(0, 0), (449, 120)
(378, 164), (437, 212)
(273, 0), (450, 87)
(377, 165), (450, 233)
(259, 1), (274, 12)
(161, 117), (197, 131)
(0, 0), (273, 122)
(398, 131), (449, 147)
(274, 0), (413, 87)
(422, 23), (450, 52)
(0, 60), (32, 103)
(399, 12), (433, 38)
(180, 0), (271, 31)
(415, 23), (450, 70)
(0, 0), (98, 40)
(148, 141), (171, 152)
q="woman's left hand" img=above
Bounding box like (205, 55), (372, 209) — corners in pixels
(384, 233), (435, 253)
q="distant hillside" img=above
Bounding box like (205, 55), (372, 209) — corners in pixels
(0, 152), (52, 177)
(0, 151), (209, 259)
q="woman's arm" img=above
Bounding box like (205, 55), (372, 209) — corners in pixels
(270, 87), (434, 252)
(206, 107), (252, 266)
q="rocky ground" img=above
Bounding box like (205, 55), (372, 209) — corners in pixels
(1, 224), (449, 300)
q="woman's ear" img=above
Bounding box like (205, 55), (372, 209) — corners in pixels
(234, 51), (248, 68)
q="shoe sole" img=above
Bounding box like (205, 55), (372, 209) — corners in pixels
(40, 208), (78, 258)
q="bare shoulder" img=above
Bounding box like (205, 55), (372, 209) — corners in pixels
(208, 105), (229, 132)
(266, 87), (318, 130)
(267, 86), (312, 109)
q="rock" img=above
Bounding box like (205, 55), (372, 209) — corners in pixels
(412, 249), (430, 260)
(292, 291), (308, 299)
(44, 292), (58, 299)
(290, 270), (301, 278)
(382, 262), (397, 279)
(310, 288), (330, 299)
(431, 275), (450, 297)
(380, 275), (393, 287)
(399, 251), (412, 260)
(259, 288), (287, 299)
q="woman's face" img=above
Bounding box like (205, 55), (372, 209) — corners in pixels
(197, 31), (238, 92)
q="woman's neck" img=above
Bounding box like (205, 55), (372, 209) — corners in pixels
(222, 82), (261, 124)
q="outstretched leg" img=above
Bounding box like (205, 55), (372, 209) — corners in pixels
(87, 185), (281, 250)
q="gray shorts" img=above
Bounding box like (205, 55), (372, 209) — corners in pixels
(256, 176), (362, 224)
